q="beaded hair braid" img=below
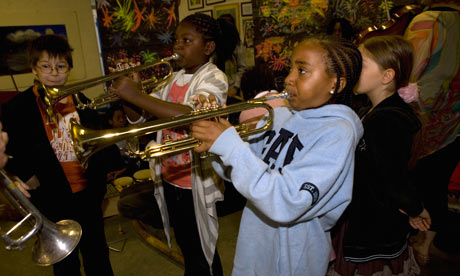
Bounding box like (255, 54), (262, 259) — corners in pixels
(303, 35), (362, 107)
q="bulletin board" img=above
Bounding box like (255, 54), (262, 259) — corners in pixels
(96, 0), (179, 78)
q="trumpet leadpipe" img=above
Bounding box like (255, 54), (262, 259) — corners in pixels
(70, 91), (289, 167)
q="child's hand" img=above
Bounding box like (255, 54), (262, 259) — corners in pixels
(0, 122), (9, 169)
(15, 175), (40, 198)
(399, 208), (431, 231)
(191, 119), (232, 152)
(193, 94), (218, 110)
(108, 76), (141, 101)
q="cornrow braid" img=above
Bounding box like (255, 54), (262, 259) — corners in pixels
(303, 35), (362, 107)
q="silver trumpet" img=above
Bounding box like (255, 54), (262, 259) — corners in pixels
(0, 170), (82, 265)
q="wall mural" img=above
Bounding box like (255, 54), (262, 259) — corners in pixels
(96, 0), (179, 80)
(252, 0), (420, 88)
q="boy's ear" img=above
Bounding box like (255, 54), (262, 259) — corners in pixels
(382, 68), (395, 85)
(204, 41), (216, 56)
(334, 77), (347, 93)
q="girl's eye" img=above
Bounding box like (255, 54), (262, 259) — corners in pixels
(298, 68), (307, 74)
(41, 64), (51, 69)
(175, 38), (192, 45)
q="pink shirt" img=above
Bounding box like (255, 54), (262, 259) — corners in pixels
(161, 80), (192, 188)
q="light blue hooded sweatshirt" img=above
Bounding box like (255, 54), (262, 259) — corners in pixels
(209, 104), (363, 276)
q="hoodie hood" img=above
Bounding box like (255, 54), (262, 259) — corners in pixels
(294, 104), (364, 146)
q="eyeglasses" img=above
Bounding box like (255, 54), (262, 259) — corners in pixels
(36, 63), (69, 74)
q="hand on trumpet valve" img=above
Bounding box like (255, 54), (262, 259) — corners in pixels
(193, 94), (219, 111)
(11, 175), (35, 198)
(108, 75), (142, 101)
(190, 119), (232, 153)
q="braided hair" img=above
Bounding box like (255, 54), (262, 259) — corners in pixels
(301, 35), (362, 107)
(180, 13), (227, 69)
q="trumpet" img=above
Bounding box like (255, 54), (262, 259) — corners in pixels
(70, 91), (289, 168)
(37, 54), (179, 123)
(0, 170), (82, 265)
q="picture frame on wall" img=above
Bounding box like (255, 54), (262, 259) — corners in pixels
(242, 18), (254, 48)
(241, 2), (253, 17)
(188, 0), (204, 10)
(214, 3), (240, 32)
(206, 0), (225, 5)
(197, 10), (213, 18)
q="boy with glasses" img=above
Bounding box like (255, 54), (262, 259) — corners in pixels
(1, 34), (116, 276)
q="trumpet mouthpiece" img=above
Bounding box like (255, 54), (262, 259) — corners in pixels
(169, 53), (180, 61)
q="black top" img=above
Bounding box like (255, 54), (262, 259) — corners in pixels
(343, 93), (423, 261)
(0, 86), (123, 222)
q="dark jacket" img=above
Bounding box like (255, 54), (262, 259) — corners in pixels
(343, 93), (423, 262)
(0, 86), (122, 222)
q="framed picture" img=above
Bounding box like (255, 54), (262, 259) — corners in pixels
(188, 0), (204, 10)
(242, 19), (254, 48)
(197, 10), (213, 18)
(241, 2), (253, 17)
(206, 0), (225, 5)
(214, 3), (240, 32)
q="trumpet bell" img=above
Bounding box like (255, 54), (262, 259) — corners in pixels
(32, 219), (82, 266)
(0, 170), (82, 266)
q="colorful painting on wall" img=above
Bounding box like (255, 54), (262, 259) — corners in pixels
(0, 25), (67, 76)
(214, 3), (240, 32)
(96, 0), (179, 79)
(252, 0), (420, 88)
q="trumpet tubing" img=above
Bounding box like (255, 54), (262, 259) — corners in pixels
(0, 170), (82, 265)
(70, 91), (289, 167)
(37, 54), (179, 121)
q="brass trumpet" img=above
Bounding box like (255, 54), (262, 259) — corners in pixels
(70, 91), (289, 168)
(0, 170), (82, 265)
(37, 54), (179, 123)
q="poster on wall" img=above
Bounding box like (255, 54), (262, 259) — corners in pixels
(96, 0), (179, 80)
(0, 25), (67, 76)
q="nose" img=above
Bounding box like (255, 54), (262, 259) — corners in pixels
(173, 40), (182, 51)
(284, 70), (295, 88)
(50, 67), (59, 75)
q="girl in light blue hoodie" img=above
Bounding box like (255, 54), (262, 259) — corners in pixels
(191, 35), (363, 276)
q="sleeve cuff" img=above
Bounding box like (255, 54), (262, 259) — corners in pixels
(127, 115), (146, 125)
